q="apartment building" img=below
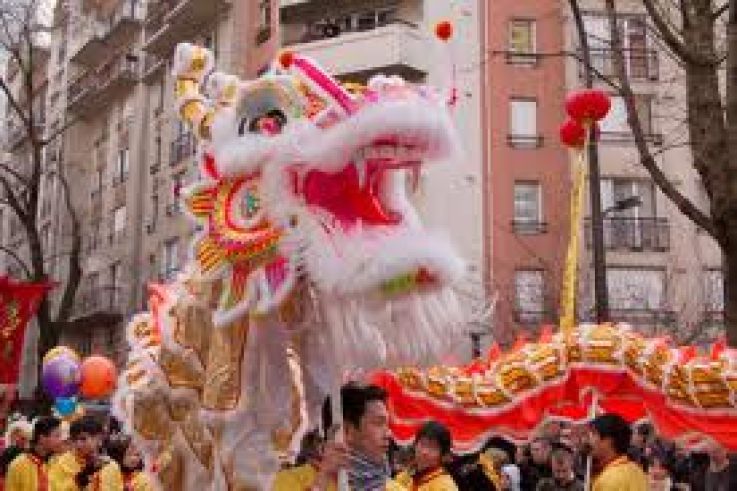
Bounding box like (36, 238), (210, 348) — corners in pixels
(480, 1), (570, 345)
(565, 0), (723, 341)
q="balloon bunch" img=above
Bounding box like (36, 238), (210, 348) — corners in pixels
(41, 347), (117, 419)
(559, 89), (611, 148)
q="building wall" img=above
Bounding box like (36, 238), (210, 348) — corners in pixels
(484, 1), (570, 345)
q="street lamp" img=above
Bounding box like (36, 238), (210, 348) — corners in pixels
(603, 195), (642, 217)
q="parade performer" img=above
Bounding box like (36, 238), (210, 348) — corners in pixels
(105, 435), (154, 491)
(5, 417), (63, 491)
(588, 414), (647, 491)
(395, 421), (458, 491)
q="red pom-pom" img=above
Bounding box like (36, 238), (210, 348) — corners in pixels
(278, 50), (295, 69)
(434, 20), (453, 41)
(565, 89), (611, 122)
(559, 118), (586, 148)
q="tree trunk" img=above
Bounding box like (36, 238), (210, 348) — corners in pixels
(724, 0), (737, 346)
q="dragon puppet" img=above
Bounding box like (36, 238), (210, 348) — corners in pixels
(112, 43), (466, 489)
(374, 323), (737, 453)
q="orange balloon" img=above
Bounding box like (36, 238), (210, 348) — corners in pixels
(79, 356), (117, 399)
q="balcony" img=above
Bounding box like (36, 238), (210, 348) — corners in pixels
(169, 133), (196, 165)
(71, 1), (144, 66)
(67, 54), (139, 115)
(598, 130), (663, 146)
(284, 20), (428, 79)
(142, 53), (166, 84)
(512, 220), (548, 235)
(72, 287), (126, 324)
(578, 48), (659, 82)
(507, 134), (544, 149)
(513, 309), (553, 325)
(143, 0), (230, 55)
(608, 308), (676, 331)
(585, 217), (670, 252)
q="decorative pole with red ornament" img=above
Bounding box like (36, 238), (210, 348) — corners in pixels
(558, 89), (611, 337)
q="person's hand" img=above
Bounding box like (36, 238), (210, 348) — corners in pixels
(313, 440), (350, 490)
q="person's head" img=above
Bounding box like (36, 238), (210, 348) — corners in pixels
(5, 419), (32, 449)
(648, 452), (671, 482)
(500, 464), (521, 491)
(484, 447), (510, 471)
(530, 437), (552, 466)
(543, 420), (563, 440)
(550, 445), (575, 483)
(106, 434), (144, 473)
(31, 416), (63, 456)
(296, 429), (324, 467)
(589, 413), (632, 463)
(69, 416), (104, 460)
(632, 423), (651, 448)
(515, 444), (530, 465)
(706, 440), (728, 466)
(413, 421), (452, 472)
(341, 382), (391, 464)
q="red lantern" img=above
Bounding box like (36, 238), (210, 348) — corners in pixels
(565, 89), (611, 122)
(559, 118), (586, 148)
(434, 20), (453, 41)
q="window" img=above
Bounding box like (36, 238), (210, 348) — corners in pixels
(600, 95), (654, 137)
(40, 223), (51, 252)
(508, 98), (540, 147)
(168, 172), (185, 215)
(508, 19), (536, 64)
(515, 270), (545, 323)
(162, 238), (180, 280)
(607, 267), (665, 311)
(601, 179), (655, 218)
(513, 181), (544, 233)
(148, 194), (159, 233)
(112, 206), (126, 242)
(110, 261), (121, 309)
(257, 0), (272, 44)
(115, 148), (129, 184)
(704, 269), (724, 313)
(582, 15), (657, 81)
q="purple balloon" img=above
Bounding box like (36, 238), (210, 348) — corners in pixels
(42, 355), (81, 398)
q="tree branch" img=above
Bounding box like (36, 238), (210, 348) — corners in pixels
(0, 245), (31, 279)
(643, 0), (715, 66)
(53, 167), (82, 323)
(604, 0), (718, 237)
(0, 162), (30, 187)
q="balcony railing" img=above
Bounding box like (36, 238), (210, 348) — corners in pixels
(284, 18), (417, 46)
(608, 308), (676, 329)
(598, 131), (663, 145)
(142, 53), (166, 83)
(585, 217), (670, 252)
(169, 133), (196, 165)
(67, 53), (138, 114)
(513, 309), (553, 325)
(103, 0), (145, 42)
(507, 134), (544, 149)
(578, 48), (659, 81)
(512, 220), (548, 235)
(73, 287), (126, 319)
(143, 0), (230, 54)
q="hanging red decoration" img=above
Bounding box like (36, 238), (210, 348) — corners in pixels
(278, 50), (295, 69)
(434, 20), (453, 41)
(565, 89), (611, 122)
(559, 118), (586, 148)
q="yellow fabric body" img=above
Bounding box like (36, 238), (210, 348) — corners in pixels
(47, 451), (83, 491)
(592, 457), (648, 491)
(411, 470), (457, 491)
(5, 454), (45, 491)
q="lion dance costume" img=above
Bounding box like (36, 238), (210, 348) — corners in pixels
(112, 43), (466, 489)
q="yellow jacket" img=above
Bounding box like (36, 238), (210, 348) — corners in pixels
(122, 472), (155, 491)
(47, 452), (122, 491)
(271, 464), (407, 491)
(5, 454), (48, 491)
(592, 456), (647, 491)
(394, 468), (457, 491)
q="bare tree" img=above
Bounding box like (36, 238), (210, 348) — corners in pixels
(0, 0), (114, 369)
(566, 0), (737, 346)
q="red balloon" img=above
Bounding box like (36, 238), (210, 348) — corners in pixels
(559, 118), (586, 148)
(565, 89), (611, 122)
(79, 356), (117, 399)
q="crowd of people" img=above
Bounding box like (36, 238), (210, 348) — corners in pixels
(1, 382), (736, 490)
(0, 414), (152, 490)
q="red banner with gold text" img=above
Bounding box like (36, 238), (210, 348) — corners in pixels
(0, 277), (52, 385)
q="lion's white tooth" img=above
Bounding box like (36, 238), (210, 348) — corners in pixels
(355, 159), (367, 188)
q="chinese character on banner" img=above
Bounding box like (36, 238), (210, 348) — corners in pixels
(0, 277), (53, 385)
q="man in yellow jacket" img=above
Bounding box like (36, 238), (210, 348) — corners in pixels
(395, 421), (458, 491)
(272, 383), (406, 491)
(589, 413), (647, 491)
(5, 417), (64, 491)
(47, 416), (121, 491)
